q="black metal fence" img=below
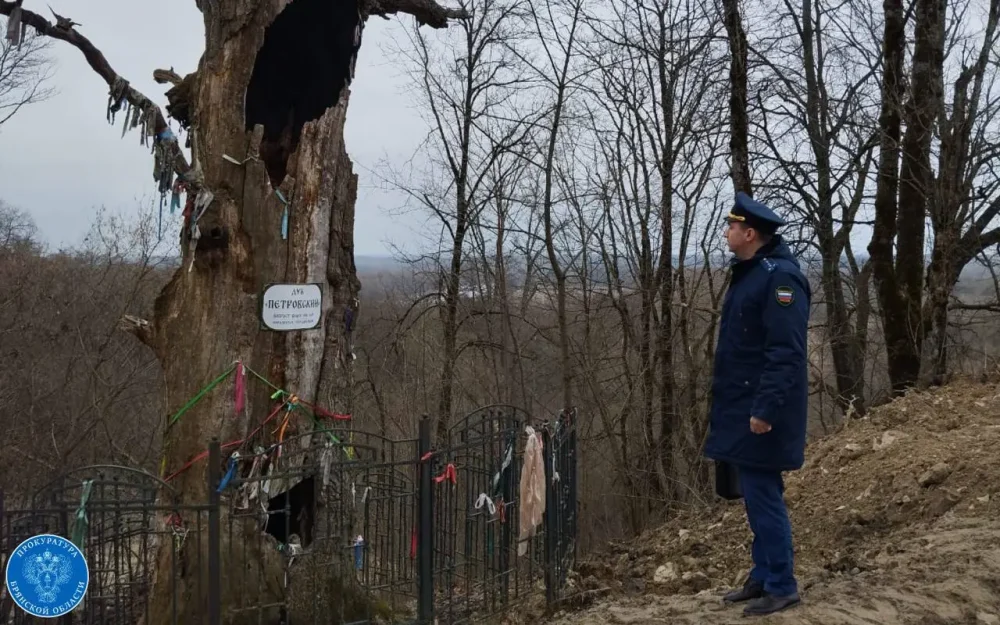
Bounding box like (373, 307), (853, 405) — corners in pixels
(0, 407), (577, 624)
(0, 465), (216, 625)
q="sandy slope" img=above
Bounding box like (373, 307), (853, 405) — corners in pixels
(543, 378), (1000, 625)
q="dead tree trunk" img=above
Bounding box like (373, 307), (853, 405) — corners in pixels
(0, 0), (466, 622)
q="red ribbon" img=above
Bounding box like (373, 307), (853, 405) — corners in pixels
(163, 439), (242, 483)
(313, 406), (352, 421)
(164, 401), (286, 483)
(434, 463), (457, 485)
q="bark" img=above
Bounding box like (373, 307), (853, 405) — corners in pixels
(892, 0), (945, 389)
(721, 0), (752, 195)
(1, 0), (466, 622)
(867, 0), (910, 395)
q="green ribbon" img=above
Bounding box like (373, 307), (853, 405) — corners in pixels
(250, 366), (354, 459)
(70, 480), (94, 551)
(167, 363), (238, 429)
(172, 362), (357, 459)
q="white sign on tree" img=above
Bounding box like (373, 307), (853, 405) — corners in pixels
(260, 283), (323, 331)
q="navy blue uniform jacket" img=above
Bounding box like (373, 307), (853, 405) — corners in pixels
(704, 237), (811, 472)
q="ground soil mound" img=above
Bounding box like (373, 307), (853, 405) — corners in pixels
(550, 378), (1000, 624)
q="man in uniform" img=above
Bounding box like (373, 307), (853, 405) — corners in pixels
(704, 191), (810, 616)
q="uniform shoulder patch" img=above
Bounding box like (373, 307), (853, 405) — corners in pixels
(775, 286), (795, 306)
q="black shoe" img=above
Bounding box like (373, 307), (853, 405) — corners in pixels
(723, 577), (765, 603)
(742, 593), (801, 616)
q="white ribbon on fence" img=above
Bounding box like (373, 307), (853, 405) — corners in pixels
(475, 493), (497, 516)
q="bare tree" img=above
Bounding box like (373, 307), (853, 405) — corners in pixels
(0, 199), (38, 250)
(749, 0), (880, 415)
(868, 0), (910, 395)
(0, 13), (53, 125)
(0, 203), (168, 496)
(870, 0), (1000, 393)
(584, 0), (726, 520)
(920, 0), (1000, 380)
(518, 0), (588, 416)
(869, 0), (949, 394)
(465, 143), (536, 409)
(384, 0), (532, 440)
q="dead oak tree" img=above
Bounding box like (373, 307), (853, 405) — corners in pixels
(0, 0), (467, 622)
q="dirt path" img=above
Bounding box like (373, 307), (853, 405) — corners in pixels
(542, 380), (1000, 625)
(550, 516), (1000, 624)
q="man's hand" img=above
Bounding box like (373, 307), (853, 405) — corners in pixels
(750, 416), (772, 434)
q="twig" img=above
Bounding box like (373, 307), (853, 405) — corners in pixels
(9, 445), (56, 472)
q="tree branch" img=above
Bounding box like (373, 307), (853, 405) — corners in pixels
(950, 302), (1000, 314)
(155, 68), (197, 130)
(960, 225), (1000, 267)
(363, 0), (470, 28)
(153, 68), (183, 86)
(0, 1), (197, 188)
(119, 314), (155, 348)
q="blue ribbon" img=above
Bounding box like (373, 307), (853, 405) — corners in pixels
(275, 189), (290, 240)
(353, 536), (364, 570)
(217, 455), (238, 493)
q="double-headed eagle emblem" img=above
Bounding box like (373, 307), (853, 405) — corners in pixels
(22, 550), (72, 604)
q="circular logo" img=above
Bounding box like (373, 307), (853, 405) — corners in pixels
(4, 534), (89, 618)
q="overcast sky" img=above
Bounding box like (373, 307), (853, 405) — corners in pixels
(0, 0), (431, 256)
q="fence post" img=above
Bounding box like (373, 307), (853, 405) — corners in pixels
(417, 416), (434, 624)
(207, 439), (221, 625)
(542, 424), (556, 606)
(568, 410), (578, 568)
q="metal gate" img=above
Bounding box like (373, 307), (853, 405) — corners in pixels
(0, 465), (214, 624)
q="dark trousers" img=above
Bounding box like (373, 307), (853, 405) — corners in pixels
(739, 466), (797, 596)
